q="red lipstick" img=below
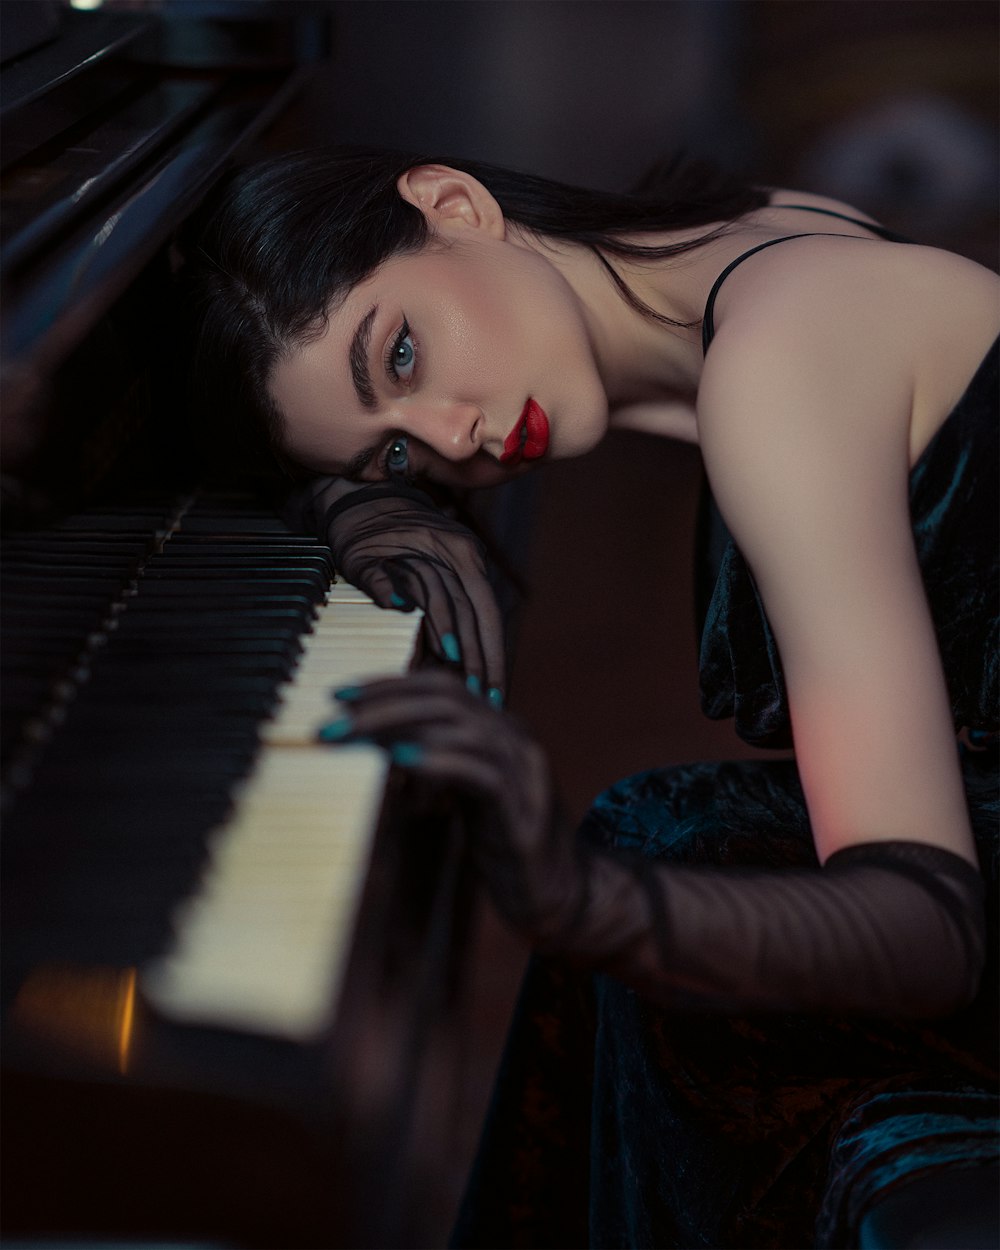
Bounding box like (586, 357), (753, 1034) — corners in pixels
(500, 399), (549, 466)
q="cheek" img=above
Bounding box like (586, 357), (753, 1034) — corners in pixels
(431, 305), (518, 398)
(446, 255), (554, 374)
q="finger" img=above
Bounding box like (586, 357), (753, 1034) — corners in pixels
(388, 741), (508, 801)
(333, 669), (473, 702)
(320, 672), (510, 756)
(345, 564), (416, 612)
(399, 557), (506, 701)
(421, 550), (506, 697)
(323, 685), (492, 746)
(375, 718), (519, 799)
(329, 671), (523, 744)
(381, 727), (550, 845)
(393, 559), (484, 680)
(463, 577), (507, 700)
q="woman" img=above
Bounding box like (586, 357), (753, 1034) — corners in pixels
(185, 149), (997, 1248)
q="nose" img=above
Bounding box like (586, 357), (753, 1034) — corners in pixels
(404, 401), (485, 462)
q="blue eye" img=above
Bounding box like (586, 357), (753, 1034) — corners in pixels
(385, 320), (416, 383)
(384, 435), (409, 478)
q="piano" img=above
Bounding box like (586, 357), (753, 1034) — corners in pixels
(1, 6), (489, 1246)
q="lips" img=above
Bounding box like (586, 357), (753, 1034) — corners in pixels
(500, 399), (549, 466)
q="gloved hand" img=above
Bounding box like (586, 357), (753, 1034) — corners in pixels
(321, 670), (582, 938)
(287, 476), (507, 700)
(321, 671), (986, 1020)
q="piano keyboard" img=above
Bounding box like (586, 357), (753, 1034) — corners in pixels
(2, 495), (421, 1046)
(143, 581), (422, 1040)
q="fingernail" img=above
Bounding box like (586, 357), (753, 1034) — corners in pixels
(466, 674), (482, 695)
(318, 716), (353, 742)
(390, 592), (408, 608)
(487, 687), (504, 710)
(390, 742), (424, 767)
(333, 685), (362, 702)
(441, 632), (461, 663)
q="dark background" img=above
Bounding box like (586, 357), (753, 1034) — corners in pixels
(259, 3), (998, 1234)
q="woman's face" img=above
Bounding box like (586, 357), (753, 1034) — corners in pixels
(269, 203), (610, 489)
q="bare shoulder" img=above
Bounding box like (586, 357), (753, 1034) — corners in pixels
(697, 245), (912, 472)
(700, 234), (998, 466)
(766, 186), (885, 225)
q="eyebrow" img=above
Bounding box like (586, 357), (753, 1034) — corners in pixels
(342, 442), (378, 480)
(349, 303), (379, 410)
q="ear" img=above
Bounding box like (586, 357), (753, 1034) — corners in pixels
(396, 164), (506, 239)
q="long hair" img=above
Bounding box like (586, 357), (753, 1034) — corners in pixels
(181, 146), (767, 478)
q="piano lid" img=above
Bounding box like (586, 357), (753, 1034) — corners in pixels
(1, 0), (330, 516)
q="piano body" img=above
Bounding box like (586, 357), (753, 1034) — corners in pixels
(1, 6), (483, 1246)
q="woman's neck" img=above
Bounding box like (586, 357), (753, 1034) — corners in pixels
(516, 225), (732, 408)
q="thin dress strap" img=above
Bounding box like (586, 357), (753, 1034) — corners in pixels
(773, 204), (911, 243)
(701, 207), (912, 355)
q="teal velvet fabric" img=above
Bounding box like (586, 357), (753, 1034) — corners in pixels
(453, 342), (997, 1248)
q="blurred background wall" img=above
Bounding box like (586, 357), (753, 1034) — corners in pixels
(279, 0), (998, 263)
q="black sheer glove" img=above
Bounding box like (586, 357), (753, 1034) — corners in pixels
(323, 672), (986, 1020)
(285, 476), (506, 696)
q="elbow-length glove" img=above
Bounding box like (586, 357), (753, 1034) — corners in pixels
(285, 477), (506, 695)
(327, 672), (986, 1019)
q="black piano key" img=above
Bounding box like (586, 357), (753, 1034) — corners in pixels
(115, 606), (310, 627)
(125, 592), (322, 617)
(1, 572), (136, 594)
(1, 588), (124, 609)
(2, 601), (114, 624)
(64, 691), (281, 720)
(2, 626), (110, 650)
(87, 653), (295, 679)
(136, 572), (326, 596)
(177, 515), (294, 534)
(167, 537), (334, 561)
(47, 712), (270, 746)
(101, 634), (302, 659)
(141, 564), (328, 588)
(49, 513), (175, 534)
(149, 558), (333, 579)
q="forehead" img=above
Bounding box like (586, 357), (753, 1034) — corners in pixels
(268, 304), (360, 472)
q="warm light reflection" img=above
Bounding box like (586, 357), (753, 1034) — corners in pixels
(11, 964), (140, 1072)
(118, 966), (137, 1074)
(69, 0), (105, 10)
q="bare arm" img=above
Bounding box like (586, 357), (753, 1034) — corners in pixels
(696, 268), (976, 870)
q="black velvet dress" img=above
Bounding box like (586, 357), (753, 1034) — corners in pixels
(453, 336), (998, 1249)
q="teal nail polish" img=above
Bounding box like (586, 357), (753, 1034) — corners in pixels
(390, 592), (407, 608)
(487, 687), (504, 710)
(333, 685), (362, 702)
(441, 632), (461, 663)
(318, 716), (353, 742)
(466, 674), (482, 695)
(390, 742), (424, 767)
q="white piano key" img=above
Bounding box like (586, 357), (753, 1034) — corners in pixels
(142, 589), (422, 1040)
